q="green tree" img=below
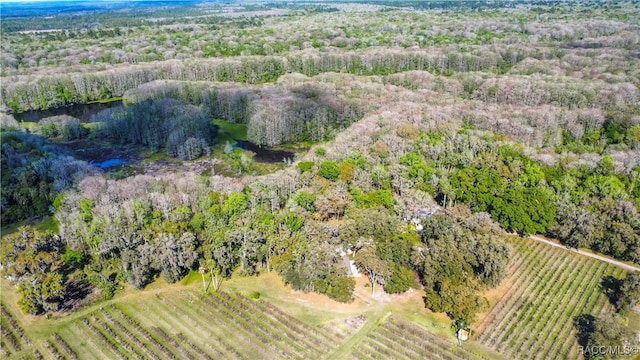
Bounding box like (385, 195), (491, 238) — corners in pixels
(414, 211), (509, 323)
(384, 264), (415, 294)
(574, 313), (636, 360)
(294, 191), (316, 212)
(1, 227), (67, 314)
(315, 268), (355, 303)
(618, 272), (640, 314)
(318, 160), (340, 181)
(222, 192), (248, 218)
(354, 245), (389, 294)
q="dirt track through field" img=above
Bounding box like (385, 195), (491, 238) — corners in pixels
(527, 235), (640, 272)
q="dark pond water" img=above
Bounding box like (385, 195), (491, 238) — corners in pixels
(90, 158), (126, 169)
(11, 101), (295, 165)
(234, 140), (295, 163)
(12, 100), (123, 123)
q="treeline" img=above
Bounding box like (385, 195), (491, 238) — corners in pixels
(5, 0), (632, 75)
(380, 128), (639, 263)
(384, 71), (640, 152)
(0, 2), (204, 32)
(574, 271), (639, 359)
(40, 128), (516, 323)
(95, 98), (216, 159)
(456, 74), (638, 110)
(2, 46), (547, 112)
(0, 131), (97, 224)
(125, 80), (363, 146)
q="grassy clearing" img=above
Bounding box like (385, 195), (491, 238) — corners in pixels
(88, 96), (123, 104)
(477, 236), (626, 360)
(214, 119), (247, 144)
(1, 216), (59, 238)
(139, 148), (178, 162)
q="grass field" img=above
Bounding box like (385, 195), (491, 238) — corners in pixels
(476, 236), (627, 360)
(214, 119), (248, 144)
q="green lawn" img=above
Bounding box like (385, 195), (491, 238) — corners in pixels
(1, 216), (59, 238)
(213, 119), (247, 144)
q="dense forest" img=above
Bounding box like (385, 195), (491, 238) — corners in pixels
(1, 2), (639, 348)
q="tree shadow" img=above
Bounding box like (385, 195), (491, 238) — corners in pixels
(573, 314), (596, 349)
(59, 280), (95, 312)
(600, 275), (622, 310)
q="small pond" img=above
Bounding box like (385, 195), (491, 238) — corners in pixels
(12, 100), (123, 123)
(11, 101), (298, 166)
(233, 140), (295, 163)
(90, 158), (126, 169)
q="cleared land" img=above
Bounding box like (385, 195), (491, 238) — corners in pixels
(0, 272), (502, 360)
(476, 236), (626, 360)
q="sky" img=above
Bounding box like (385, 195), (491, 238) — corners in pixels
(2, 0), (148, 3)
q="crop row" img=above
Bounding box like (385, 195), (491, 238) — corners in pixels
(488, 251), (581, 353)
(1, 304), (32, 347)
(526, 261), (608, 359)
(55, 302), (227, 360)
(43, 339), (65, 360)
(482, 244), (573, 345)
(81, 316), (128, 360)
(198, 292), (301, 359)
(494, 253), (582, 352)
(476, 241), (555, 336)
(349, 316), (484, 360)
(108, 304), (191, 359)
(52, 333), (79, 360)
(99, 308), (161, 360)
(219, 291), (335, 355)
(504, 257), (603, 356)
(482, 242), (569, 346)
(175, 333), (214, 360)
(1, 317), (21, 354)
(1, 287), (352, 360)
(212, 292), (305, 355)
(478, 238), (627, 360)
(546, 266), (625, 360)
(256, 296), (346, 341)
(137, 293), (247, 359)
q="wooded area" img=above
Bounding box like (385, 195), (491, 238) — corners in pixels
(1, 1), (639, 358)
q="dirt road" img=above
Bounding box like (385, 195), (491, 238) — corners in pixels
(527, 234), (640, 272)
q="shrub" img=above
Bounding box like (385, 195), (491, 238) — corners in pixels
(294, 191), (316, 211)
(396, 124), (420, 140)
(352, 189), (394, 209)
(338, 161), (354, 182)
(315, 271), (354, 303)
(297, 161), (315, 173)
(318, 160), (340, 181)
(248, 291), (261, 299)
